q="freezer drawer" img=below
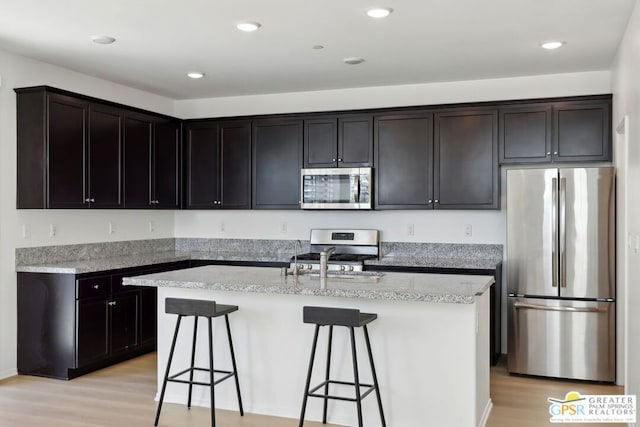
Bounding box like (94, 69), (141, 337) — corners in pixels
(507, 297), (615, 382)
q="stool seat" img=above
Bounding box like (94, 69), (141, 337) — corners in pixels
(303, 306), (377, 327)
(166, 297), (238, 317)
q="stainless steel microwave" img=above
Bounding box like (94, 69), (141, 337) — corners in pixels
(300, 167), (372, 209)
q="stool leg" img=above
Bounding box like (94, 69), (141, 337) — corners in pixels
(350, 327), (363, 427)
(224, 314), (244, 416)
(187, 316), (199, 409)
(154, 315), (182, 426)
(208, 317), (216, 427)
(364, 325), (386, 427)
(322, 325), (333, 424)
(298, 324), (320, 427)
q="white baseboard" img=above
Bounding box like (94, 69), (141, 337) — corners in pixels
(479, 399), (493, 427)
(0, 369), (17, 381)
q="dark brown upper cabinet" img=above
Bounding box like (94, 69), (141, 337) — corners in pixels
(374, 112), (434, 209)
(123, 112), (180, 209)
(16, 89), (122, 208)
(553, 100), (611, 162)
(499, 104), (552, 164)
(499, 97), (611, 164)
(184, 120), (251, 209)
(153, 119), (181, 209)
(304, 115), (372, 168)
(252, 118), (303, 209)
(434, 108), (498, 209)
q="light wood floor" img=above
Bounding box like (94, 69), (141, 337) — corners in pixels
(487, 358), (624, 427)
(0, 353), (625, 426)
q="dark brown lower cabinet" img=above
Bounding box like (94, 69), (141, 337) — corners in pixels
(17, 261), (188, 380)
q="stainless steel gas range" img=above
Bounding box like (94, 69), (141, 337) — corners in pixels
(290, 229), (379, 273)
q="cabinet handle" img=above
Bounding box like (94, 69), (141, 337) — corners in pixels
(332, 158), (336, 162)
(428, 199), (433, 204)
(435, 199), (439, 203)
(108, 301), (117, 306)
(93, 284), (100, 290)
(338, 158), (343, 162)
(546, 152), (551, 156)
(554, 151), (558, 155)
(84, 198), (94, 203)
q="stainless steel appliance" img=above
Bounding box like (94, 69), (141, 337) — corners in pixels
(290, 229), (379, 272)
(300, 167), (372, 209)
(507, 167), (615, 382)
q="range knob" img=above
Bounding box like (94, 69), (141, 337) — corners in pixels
(307, 264), (313, 270)
(348, 265), (354, 271)
(340, 265), (346, 271)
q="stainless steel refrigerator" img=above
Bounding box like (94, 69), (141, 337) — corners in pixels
(506, 167), (615, 382)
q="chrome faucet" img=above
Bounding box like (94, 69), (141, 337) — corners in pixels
(319, 247), (336, 278)
(293, 239), (302, 275)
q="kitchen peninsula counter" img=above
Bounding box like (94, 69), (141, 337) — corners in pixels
(125, 265), (492, 427)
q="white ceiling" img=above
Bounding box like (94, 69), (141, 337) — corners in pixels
(0, 0), (635, 99)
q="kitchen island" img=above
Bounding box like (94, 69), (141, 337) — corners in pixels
(125, 265), (494, 427)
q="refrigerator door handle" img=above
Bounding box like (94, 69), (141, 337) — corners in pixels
(551, 177), (558, 288)
(559, 177), (567, 288)
(513, 302), (605, 313)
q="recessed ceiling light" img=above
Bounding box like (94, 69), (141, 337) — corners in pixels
(236, 22), (261, 32)
(312, 45), (324, 50)
(366, 7), (393, 18)
(541, 41), (564, 50)
(344, 57), (365, 65)
(90, 35), (116, 44)
(187, 72), (205, 79)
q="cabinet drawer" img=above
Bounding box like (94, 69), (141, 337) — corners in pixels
(76, 276), (111, 299)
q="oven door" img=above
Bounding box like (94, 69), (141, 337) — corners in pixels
(300, 168), (372, 209)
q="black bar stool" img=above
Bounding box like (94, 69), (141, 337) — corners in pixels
(154, 298), (244, 427)
(298, 306), (386, 427)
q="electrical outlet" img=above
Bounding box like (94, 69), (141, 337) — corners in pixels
(49, 224), (56, 237)
(281, 222), (287, 233)
(108, 221), (115, 235)
(22, 224), (31, 239)
(465, 224), (472, 237)
(148, 221), (155, 233)
(220, 222), (226, 232)
(408, 224), (415, 236)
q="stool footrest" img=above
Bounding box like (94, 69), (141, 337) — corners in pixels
(168, 367), (235, 387)
(307, 379), (375, 402)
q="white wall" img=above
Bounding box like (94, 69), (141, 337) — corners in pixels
(0, 48), (177, 378)
(611, 0), (640, 399)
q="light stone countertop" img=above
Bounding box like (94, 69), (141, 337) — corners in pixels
(123, 265), (494, 304)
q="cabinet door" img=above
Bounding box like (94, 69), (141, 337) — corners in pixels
(185, 123), (220, 208)
(110, 292), (139, 355)
(123, 113), (153, 208)
(499, 105), (552, 164)
(374, 113), (434, 209)
(434, 109), (498, 209)
(153, 120), (180, 208)
(88, 103), (123, 208)
(339, 115), (373, 167)
(252, 119), (303, 209)
(220, 121), (252, 209)
(47, 94), (88, 208)
(76, 298), (109, 366)
(553, 100), (611, 162)
(304, 117), (338, 168)
(140, 288), (157, 348)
